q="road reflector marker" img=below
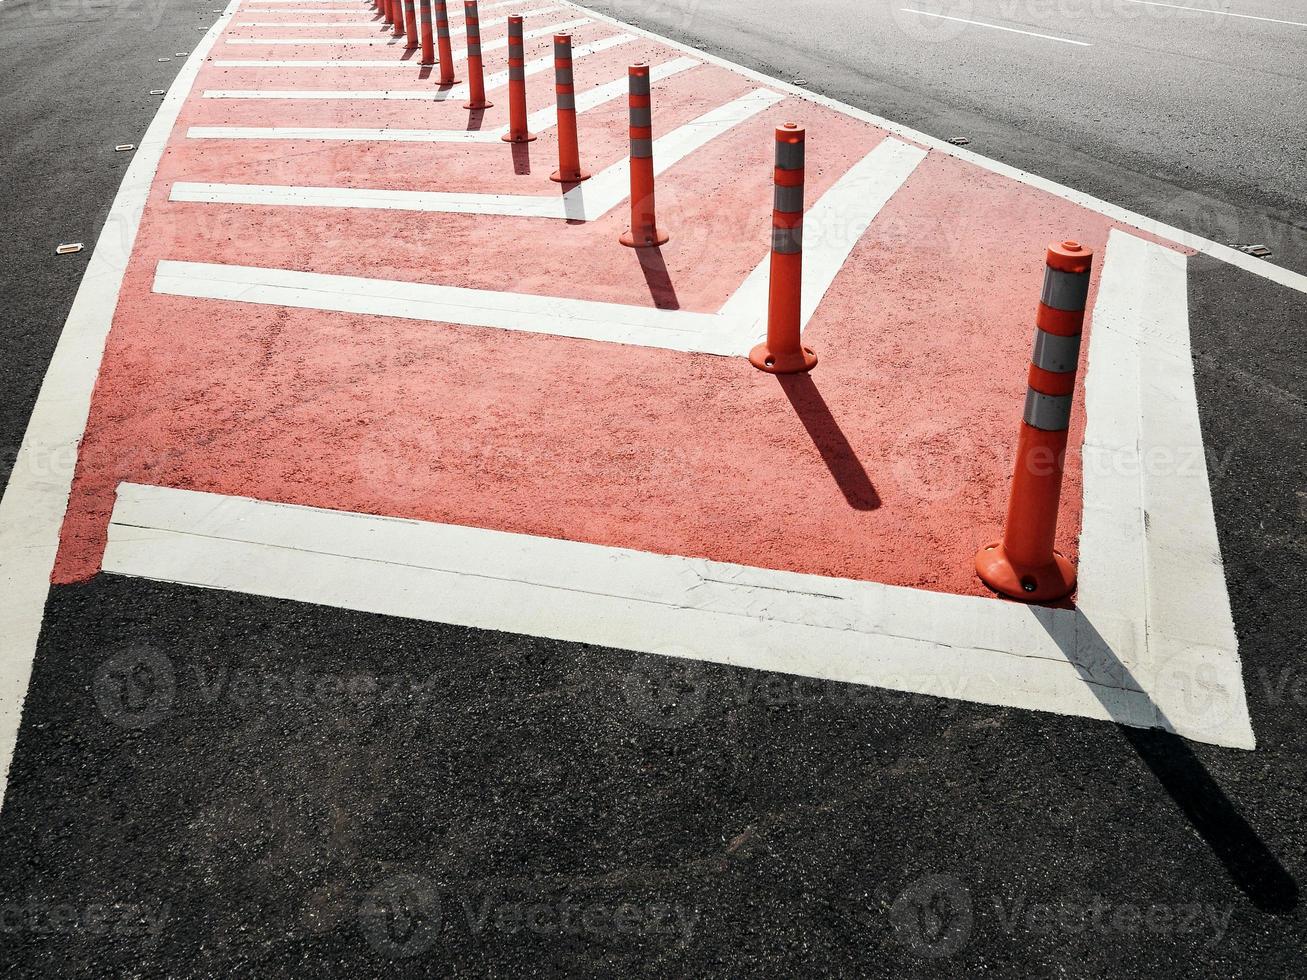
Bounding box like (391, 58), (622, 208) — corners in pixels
(55, 243), (85, 255)
(750, 122), (816, 374)
(115, 144), (136, 152)
(976, 240), (1094, 602)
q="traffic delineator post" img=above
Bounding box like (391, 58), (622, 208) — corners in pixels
(418, 0), (435, 65)
(549, 33), (588, 182)
(463, 0), (492, 109)
(391, 0), (405, 37)
(382, 0), (394, 27)
(501, 15), (536, 142)
(402, 0), (419, 50)
(749, 122), (817, 374)
(976, 240), (1094, 603)
(619, 63), (668, 248)
(434, 0), (459, 85)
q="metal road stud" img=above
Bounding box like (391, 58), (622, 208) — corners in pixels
(434, 0), (459, 85)
(619, 64), (668, 248)
(501, 15), (536, 142)
(402, 0), (419, 49)
(462, 0), (492, 109)
(549, 33), (589, 182)
(417, 0), (435, 65)
(749, 122), (817, 374)
(976, 240), (1094, 603)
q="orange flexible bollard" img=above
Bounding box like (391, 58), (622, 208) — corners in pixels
(418, 0), (435, 65)
(619, 64), (667, 248)
(402, 0), (418, 49)
(501, 15), (535, 142)
(976, 240), (1094, 602)
(391, 0), (404, 37)
(549, 33), (589, 182)
(462, 0), (492, 108)
(433, 0), (459, 85)
(749, 122), (816, 374)
(382, 0), (394, 27)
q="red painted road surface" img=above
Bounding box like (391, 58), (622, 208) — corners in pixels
(54, 0), (1190, 597)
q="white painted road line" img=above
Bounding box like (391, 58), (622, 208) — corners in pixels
(234, 21), (395, 26)
(209, 19), (606, 73)
(187, 57), (698, 144)
(898, 8), (1091, 45)
(172, 88), (785, 219)
(0, 0), (241, 807)
(99, 475), (1251, 749)
(227, 5), (563, 40)
(155, 260), (729, 351)
(233, 4), (558, 27)
(1077, 230), (1249, 744)
(156, 138), (925, 355)
(1122, 0), (1307, 28)
(224, 13), (578, 46)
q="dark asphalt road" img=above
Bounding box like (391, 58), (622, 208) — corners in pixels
(582, 0), (1307, 276)
(1, 0), (1305, 976)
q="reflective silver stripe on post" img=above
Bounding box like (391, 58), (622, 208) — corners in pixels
(629, 137), (652, 158)
(1030, 328), (1081, 373)
(628, 73), (650, 95)
(1023, 389), (1073, 431)
(773, 184), (803, 213)
(1040, 267), (1090, 311)
(556, 92), (575, 110)
(555, 67), (573, 85)
(509, 66), (524, 79)
(772, 225), (802, 254)
(628, 106), (651, 127)
(775, 140), (804, 171)
(467, 41), (480, 54)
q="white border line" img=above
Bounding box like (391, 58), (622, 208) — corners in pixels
(0, 0), (241, 804)
(559, 0), (1307, 297)
(186, 56), (699, 143)
(1121, 0), (1307, 28)
(898, 8), (1091, 46)
(208, 25), (617, 77)
(228, 4), (562, 37)
(171, 88), (786, 218)
(154, 138), (927, 354)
